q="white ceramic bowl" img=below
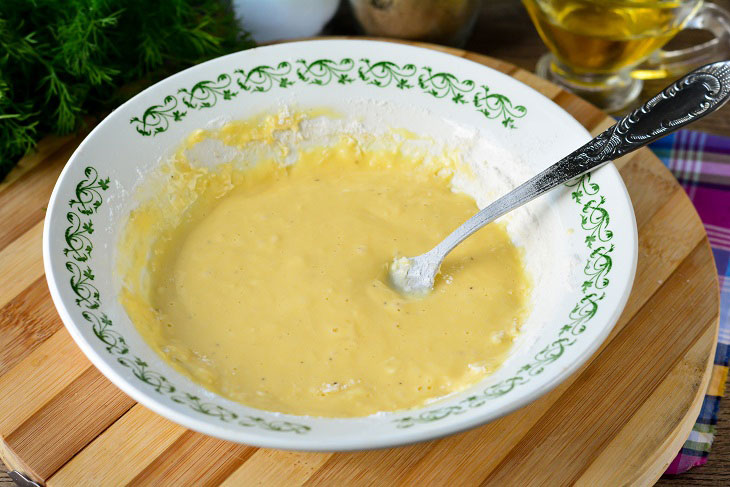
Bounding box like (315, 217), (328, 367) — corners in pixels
(43, 40), (637, 450)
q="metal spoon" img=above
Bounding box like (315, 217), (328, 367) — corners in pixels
(389, 60), (730, 296)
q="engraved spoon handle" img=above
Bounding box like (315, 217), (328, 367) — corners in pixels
(430, 61), (730, 260)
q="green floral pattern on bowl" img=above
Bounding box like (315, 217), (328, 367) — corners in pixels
(45, 40), (636, 450)
(130, 58), (527, 136)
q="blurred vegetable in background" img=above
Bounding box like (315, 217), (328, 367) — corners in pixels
(0, 0), (253, 181)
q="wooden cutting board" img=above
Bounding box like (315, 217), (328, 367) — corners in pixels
(0, 43), (720, 487)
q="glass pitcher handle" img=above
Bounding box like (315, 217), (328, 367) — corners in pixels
(633, 2), (730, 80)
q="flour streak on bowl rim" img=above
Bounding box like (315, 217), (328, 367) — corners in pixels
(42, 39), (638, 450)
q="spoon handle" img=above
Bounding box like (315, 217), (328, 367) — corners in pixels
(431, 60), (730, 259)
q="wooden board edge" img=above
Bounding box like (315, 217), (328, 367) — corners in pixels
(638, 319), (718, 486)
(640, 245), (722, 485)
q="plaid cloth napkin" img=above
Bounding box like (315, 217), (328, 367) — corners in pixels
(647, 130), (730, 475)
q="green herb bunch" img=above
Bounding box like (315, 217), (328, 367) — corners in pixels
(0, 0), (253, 181)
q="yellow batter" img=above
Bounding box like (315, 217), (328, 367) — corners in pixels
(118, 113), (531, 417)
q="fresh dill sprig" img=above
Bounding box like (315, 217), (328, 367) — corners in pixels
(0, 0), (253, 181)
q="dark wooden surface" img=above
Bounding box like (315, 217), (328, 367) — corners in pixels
(2, 1), (728, 485)
(0, 470), (12, 487)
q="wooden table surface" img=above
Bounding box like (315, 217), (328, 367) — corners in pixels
(1, 1), (728, 485)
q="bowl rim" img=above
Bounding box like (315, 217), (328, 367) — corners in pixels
(43, 39), (639, 450)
